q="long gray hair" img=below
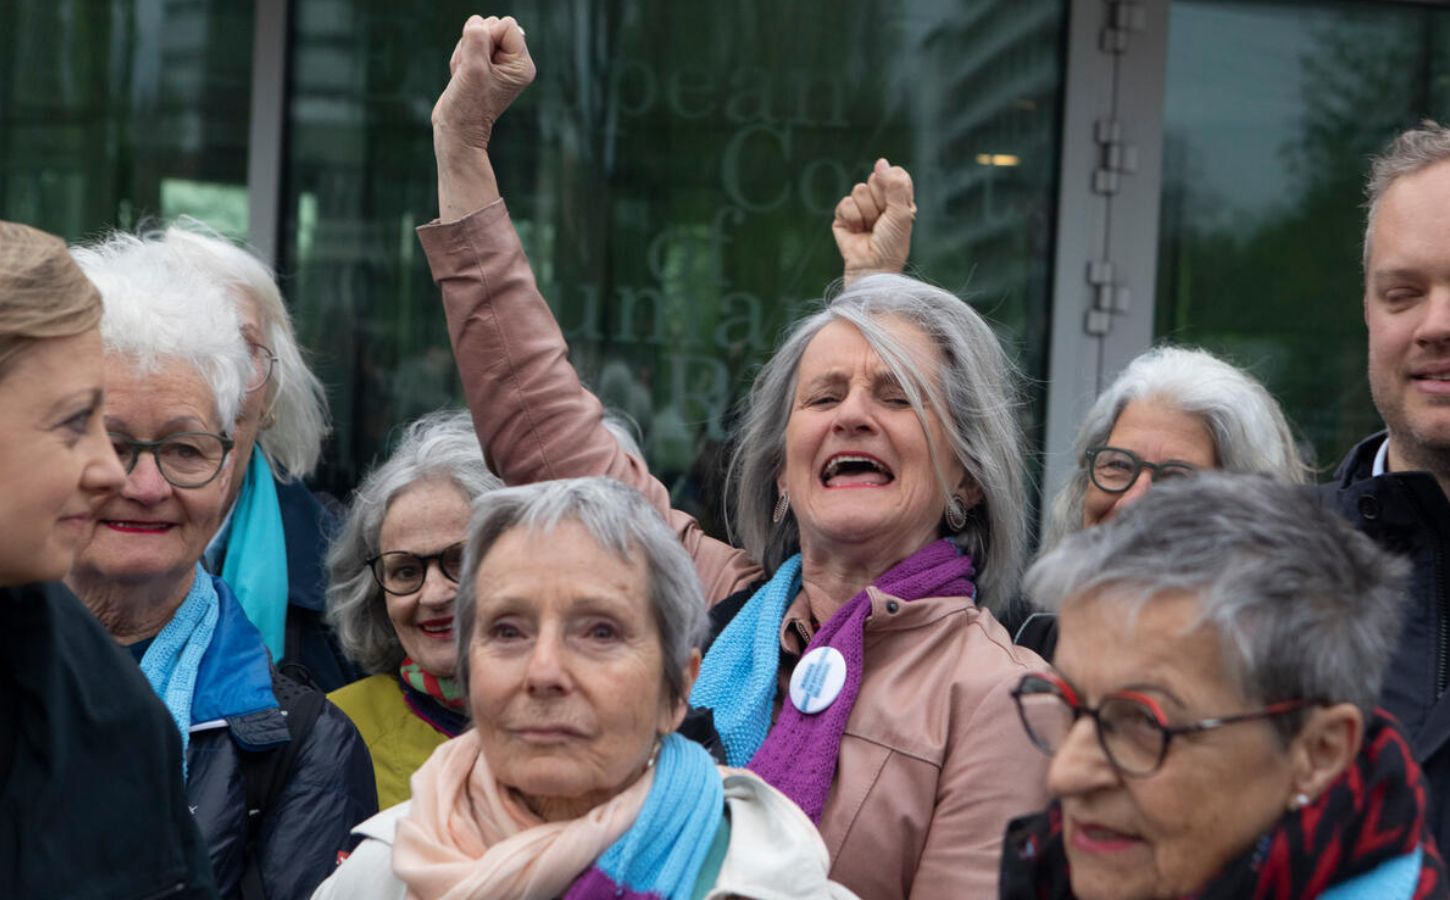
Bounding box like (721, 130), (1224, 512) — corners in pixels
(1042, 345), (1309, 550)
(326, 409), (501, 674)
(727, 273), (1027, 610)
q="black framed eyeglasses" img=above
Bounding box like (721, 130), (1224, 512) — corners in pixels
(246, 341), (278, 394)
(367, 542), (466, 595)
(109, 432), (234, 489)
(1084, 446), (1198, 494)
(1011, 673), (1312, 777)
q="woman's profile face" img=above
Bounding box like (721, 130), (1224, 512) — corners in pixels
(71, 356), (233, 587)
(466, 520), (686, 817)
(1047, 591), (1298, 900)
(1081, 399), (1217, 529)
(0, 327), (124, 585)
(779, 316), (970, 563)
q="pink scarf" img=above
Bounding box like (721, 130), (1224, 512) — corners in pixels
(392, 730), (653, 900)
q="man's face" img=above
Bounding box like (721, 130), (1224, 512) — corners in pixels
(1365, 158), (1450, 470)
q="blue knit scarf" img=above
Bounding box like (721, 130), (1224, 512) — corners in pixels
(688, 555), (802, 766)
(221, 446), (289, 662)
(137, 563), (220, 777)
(563, 734), (725, 900)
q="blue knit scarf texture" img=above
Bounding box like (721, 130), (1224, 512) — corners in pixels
(137, 563), (220, 777)
(563, 733), (724, 900)
(688, 554), (803, 766)
(221, 446), (289, 662)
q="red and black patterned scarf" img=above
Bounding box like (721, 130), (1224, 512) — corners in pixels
(1000, 711), (1448, 899)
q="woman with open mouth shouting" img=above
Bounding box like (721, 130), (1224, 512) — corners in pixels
(416, 15), (1049, 897)
(326, 409), (502, 808)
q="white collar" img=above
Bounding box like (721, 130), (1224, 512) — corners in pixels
(1373, 436), (1391, 477)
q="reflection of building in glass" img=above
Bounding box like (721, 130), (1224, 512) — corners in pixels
(3, 0), (1067, 518)
(909, 0), (1060, 348)
(1, 0), (250, 237)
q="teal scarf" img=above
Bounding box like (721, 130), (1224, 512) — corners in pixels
(138, 564), (220, 776)
(221, 446), (289, 662)
(688, 556), (802, 766)
(563, 734), (725, 900)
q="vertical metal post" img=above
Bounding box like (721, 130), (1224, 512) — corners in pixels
(247, 0), (290, 267)
(1040, 0), (1169, 522)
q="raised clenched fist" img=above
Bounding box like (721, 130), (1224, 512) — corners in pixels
(431, 15), (536, 153)
(832, 159), (916, 286)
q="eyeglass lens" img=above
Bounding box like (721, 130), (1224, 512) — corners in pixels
(1088, 447), (1194, 492)
(111, 433), (230, 488)
(1016, 681), (1168, 776)
(373, 543), (465, 594)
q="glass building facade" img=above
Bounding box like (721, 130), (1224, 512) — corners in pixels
(5, 0), (1448, 534)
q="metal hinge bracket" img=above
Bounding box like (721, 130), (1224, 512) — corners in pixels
(1084, 260), (1131, 336)
(1100, 0), (1147, 54)
(1091, 118), (1140, 195)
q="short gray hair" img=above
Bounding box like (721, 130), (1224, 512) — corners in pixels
(727, 273), (1027, 610)
(1026, 472), (1409, 725)
(454, 477), (710, 705)
(1364, 120), (1450, 271)
(72, 231), (251, 429)
(326, 409), (502, 674)
(143, 220), (329, 479)
(1043, 345), (1310, 550)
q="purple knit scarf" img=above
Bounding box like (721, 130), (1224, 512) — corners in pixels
(747, 539), (975, 822)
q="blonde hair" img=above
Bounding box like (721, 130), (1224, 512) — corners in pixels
(0, 221), (103, 377)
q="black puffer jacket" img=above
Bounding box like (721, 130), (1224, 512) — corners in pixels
(1317, 431), (1450, 851)
(183, 575), (376, 899)
(0, 581), (216, 899)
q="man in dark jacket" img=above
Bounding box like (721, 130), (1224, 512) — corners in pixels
(0, 581), (216, 898)
(1319, 120), (1450, 851)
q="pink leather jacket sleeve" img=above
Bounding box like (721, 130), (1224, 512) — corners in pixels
(910, 667), (1050, 898)
(416, 200), (763, 604)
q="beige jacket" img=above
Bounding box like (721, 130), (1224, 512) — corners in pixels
(417, 202), (1050, 899)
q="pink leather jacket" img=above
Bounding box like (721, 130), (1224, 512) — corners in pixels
(417, 200), (1050, 899)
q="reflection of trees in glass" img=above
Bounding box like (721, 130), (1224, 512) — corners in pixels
(1156, 5), (1450, 471)
(0, 0), (252, 240)
(283, 0), (1065, 530)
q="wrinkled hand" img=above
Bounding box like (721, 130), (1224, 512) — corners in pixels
(431, 15), (536, 153)
(832, 158), (916, 285)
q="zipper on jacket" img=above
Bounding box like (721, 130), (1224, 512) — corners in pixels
(1437, 540), (1448, 699)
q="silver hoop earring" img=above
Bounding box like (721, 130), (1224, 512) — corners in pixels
(945, 495), (968, 531)
(772, 491), (791, 524)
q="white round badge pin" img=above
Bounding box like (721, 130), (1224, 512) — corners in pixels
(789, 646), (847, 715)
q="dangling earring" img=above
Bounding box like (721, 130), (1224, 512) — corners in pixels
(1288, 792), (1311, 811)
(772, 490), (791, 524)
(945, 494), (968, 531)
